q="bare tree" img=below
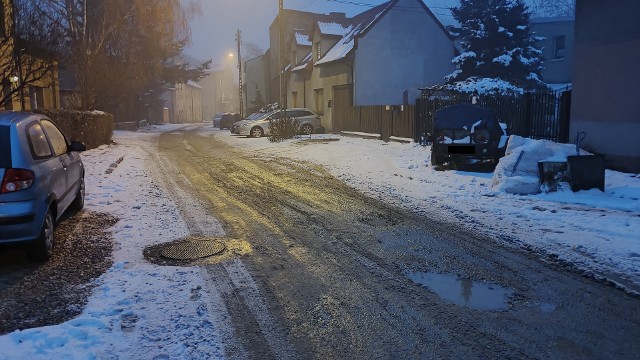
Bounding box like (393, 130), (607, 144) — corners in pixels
(29, 0), (209, 119)
(1, 0), (65, 108)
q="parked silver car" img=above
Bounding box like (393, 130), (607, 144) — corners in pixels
(237, 108), (322, 138)
(0, 111), (86, 261)
(230, 111), (273, 134)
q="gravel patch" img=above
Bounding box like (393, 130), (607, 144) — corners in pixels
(0, 211), (117, 335)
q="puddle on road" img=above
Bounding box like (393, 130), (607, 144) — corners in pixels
(409, 272), (513, 311)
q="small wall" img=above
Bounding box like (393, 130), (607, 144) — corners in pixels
(35, 109), (113, 150)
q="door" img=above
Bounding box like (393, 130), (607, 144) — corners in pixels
(332, 85), (353, 132)
(40, 120), (77, 214)
(25, 121), (66, 216)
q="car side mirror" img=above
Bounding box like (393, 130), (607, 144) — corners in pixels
(69, 141), (86, 152)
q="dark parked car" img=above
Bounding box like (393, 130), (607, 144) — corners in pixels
(430, 104), (507, 166)
(219, 113), (241, 130)
(0, 111), (86, 261)
(211, 113), (224, 128)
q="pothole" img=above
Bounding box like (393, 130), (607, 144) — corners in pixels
(408, 271), (513, 311)
(144, 236), (226, 265)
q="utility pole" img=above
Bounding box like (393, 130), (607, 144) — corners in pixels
(236, 29), (243, 118)
(278, 0), (286, 110)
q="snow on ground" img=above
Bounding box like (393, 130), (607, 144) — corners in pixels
(0, 123), (638, 358)
(0, 128), (227, 359)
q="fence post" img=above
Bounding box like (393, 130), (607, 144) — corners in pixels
(558, 90), (571, 143)
(524, 92), (533, 138)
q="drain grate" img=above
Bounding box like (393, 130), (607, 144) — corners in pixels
(160, 236), (226, 260)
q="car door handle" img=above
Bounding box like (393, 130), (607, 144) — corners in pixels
(61, 161), (68, 170)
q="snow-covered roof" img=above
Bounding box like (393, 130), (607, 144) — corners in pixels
(295, 32), (312, 46)
(317, 21), (349, 36)
(186, 80), (203, 89)
(315, 2), (390, 66)
(292, 52), (313, 72)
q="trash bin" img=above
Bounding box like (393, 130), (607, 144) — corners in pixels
(567, 155), (605, 192)
(538, 161), (569, 192)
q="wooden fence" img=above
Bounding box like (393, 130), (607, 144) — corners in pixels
(332, 85), (415, 140)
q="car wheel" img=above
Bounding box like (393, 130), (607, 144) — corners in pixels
(28, 209), (55, 262)
(250, 127), (264, 138)
(70, 175), (85, 211)
(300, 124), (313, 135)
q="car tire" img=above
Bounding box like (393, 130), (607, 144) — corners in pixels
(250, 127), (264, 138)
(300, 124), (313, 135)
(28, 208), (55, 262)
(70, 176), (85, 212)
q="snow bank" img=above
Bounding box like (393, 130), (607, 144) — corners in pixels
(491, 135), (589, 194)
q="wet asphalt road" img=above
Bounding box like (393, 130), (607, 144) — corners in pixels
(151, 127), (640, 359)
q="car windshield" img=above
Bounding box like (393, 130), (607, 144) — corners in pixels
(257, 111), (277, 120)
(0, 125), (11, 168)
(244, 113), (261, 120)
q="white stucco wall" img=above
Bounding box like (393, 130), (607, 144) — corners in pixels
(353, 0), (454, 106)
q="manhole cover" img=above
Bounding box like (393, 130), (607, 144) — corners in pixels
(160, 237), (226, 260)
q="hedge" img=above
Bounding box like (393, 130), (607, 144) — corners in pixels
(35, 109), (114, 150)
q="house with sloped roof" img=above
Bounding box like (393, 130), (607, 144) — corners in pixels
(267, 9), (348, 105)
(287, 0), (455, 131)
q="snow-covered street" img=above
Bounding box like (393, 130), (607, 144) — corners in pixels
(209, 126), (640, 291)
(0, 123), (638, 358)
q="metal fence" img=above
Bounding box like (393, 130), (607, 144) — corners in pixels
(415, 89), (572, 143)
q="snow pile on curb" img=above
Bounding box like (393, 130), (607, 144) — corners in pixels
(492, 135), (590, 194)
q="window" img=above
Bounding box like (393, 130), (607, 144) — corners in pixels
(271, 111), (286, 120)
(41, 120), (68, 156)
(27, 123), (53, 159)
(29, 87), (45, 110)
(314, 89), (324, 114)
(315, 42), (321, 61)
(554, 36), (566, 59)
(291, 91), (298, 108)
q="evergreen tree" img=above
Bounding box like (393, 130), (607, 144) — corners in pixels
(248, 86), (265, 114)
(446, 0), (545, 93)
